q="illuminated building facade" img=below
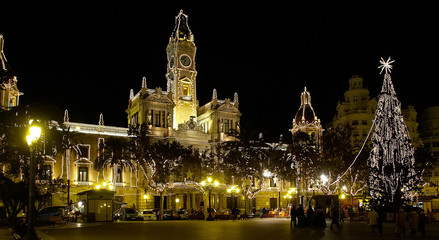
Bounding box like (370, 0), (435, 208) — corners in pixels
(291, 86), (323, 148)
(46, 10), (242, 213)
(126, 10), (241, 143)
(0, 34), (22, 111)
(332, 75), (421, 149)
(419, 107), (439, 209)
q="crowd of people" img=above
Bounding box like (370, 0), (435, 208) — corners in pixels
(289, 203), (430, 238)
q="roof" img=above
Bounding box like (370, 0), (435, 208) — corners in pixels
(294, 87), (318, 124)
(171, 10), (193, 41)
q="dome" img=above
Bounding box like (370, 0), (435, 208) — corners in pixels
(294, 87), (318, 125)
(295, 104), (316, 124)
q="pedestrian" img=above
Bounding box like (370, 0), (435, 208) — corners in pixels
(259, 207), (263, 218)
(348, 205), (355, 222)
(395, 207), (407, 237)
(297, 204), (305, 227)
(367, 207), (379, 235)
(290, 205), (297, 228)
(407, 207), (419, 238)
(376, 206), (384, 236)
(418, 209), (427, 237)
(330, 206), (341, 230)
(315, 204), (326, 228)
(339, 206), (345, 223)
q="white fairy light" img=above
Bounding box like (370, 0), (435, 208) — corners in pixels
(368, 57), (418, 204)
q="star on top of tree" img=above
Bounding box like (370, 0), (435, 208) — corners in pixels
(378, 56), (395, 75)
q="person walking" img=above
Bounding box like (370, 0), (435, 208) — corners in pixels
(290, 205), (297, 228)
(376, 206), (384, 236)
(395, 207), (407, 237)
(315, 204), (326, 227)
(330, 206), (341, 230)
(367, 207), (379, 235)
(418, 209), (427, 237)
(297, 205), (305, 227)
(407, 207), (419, 238)
(348, 205), (355, 222)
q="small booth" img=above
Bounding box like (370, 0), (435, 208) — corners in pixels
(77, 189), (115, 222)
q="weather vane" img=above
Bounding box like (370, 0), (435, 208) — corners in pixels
(378, 56), (395, 75)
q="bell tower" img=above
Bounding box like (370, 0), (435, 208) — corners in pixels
(166, 10), (198, 129)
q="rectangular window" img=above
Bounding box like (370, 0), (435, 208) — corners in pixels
(41, 165), (52, 181)
(270, 178), (277, 187)
(78, 167), (88, 182)
(155, 113), (160, 127)
(224, 119), (230, 133)
(352, 120), (359, 125)
(182, 84), (190, 96)
(362, 120), (367, 125)
(162, 111), (166, 127)
(98, 138), (104, 156)
(77, 145), (90, 159)
(433, 142), (439, 148)
(116, 168), (123, 183)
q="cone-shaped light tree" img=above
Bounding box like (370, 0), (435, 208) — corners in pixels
(368, 57), (418, 208)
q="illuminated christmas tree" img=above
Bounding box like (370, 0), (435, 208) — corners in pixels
(368, 57), (418, 207)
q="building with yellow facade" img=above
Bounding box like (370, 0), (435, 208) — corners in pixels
(46, 10), (243, 216)
(419, 107), (439, 211)
(331, 75), (421, 149)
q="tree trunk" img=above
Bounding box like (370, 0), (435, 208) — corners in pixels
(159, 191), (164, 221)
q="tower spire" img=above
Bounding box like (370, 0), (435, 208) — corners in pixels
(212, 89), (217, 99)
(99, 113), (104, 126)
(142, 76), (147, 89)
(171, 10), (194, 41)
(63, 109), (69, 123)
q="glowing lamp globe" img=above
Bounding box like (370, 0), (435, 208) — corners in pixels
(26, 121), (42, 146)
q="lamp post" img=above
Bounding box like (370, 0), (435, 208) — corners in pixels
(24, 120), (42, 240)
(227, 185), (240, 217)
(200, 177), (219, 221)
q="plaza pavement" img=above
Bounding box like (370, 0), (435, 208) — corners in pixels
(3, 218), (439, 240)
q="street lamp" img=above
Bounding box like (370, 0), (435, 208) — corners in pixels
(24, 120), (42, 240)
(200, 177), (219, 221)
(227, 185), (240, 217)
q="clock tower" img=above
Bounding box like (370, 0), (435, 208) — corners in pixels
(166, 10), (198, 129)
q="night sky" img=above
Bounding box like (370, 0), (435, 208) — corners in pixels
(1, 2), (437, 141)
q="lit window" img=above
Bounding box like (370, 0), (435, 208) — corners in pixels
(182, 84), (190, 96)
(41, 165), (52, 180)
(78, 167), (88, 182)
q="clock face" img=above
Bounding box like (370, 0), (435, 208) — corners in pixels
(169, 56), (175, 68)
(180, 55), (191, 67)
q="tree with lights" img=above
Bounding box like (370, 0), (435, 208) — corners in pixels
(217, 138), (271, 214)
(368, 57), (418, 208)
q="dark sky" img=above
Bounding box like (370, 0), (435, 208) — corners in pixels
(1, 1), (437, 141)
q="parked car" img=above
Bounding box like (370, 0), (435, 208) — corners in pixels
(163, 210), (180, 220)
(177, 210), (189, 220)
(139, 210), (157, 221)
(36, 206), (67, 223)
(114, 208), (142, 221)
